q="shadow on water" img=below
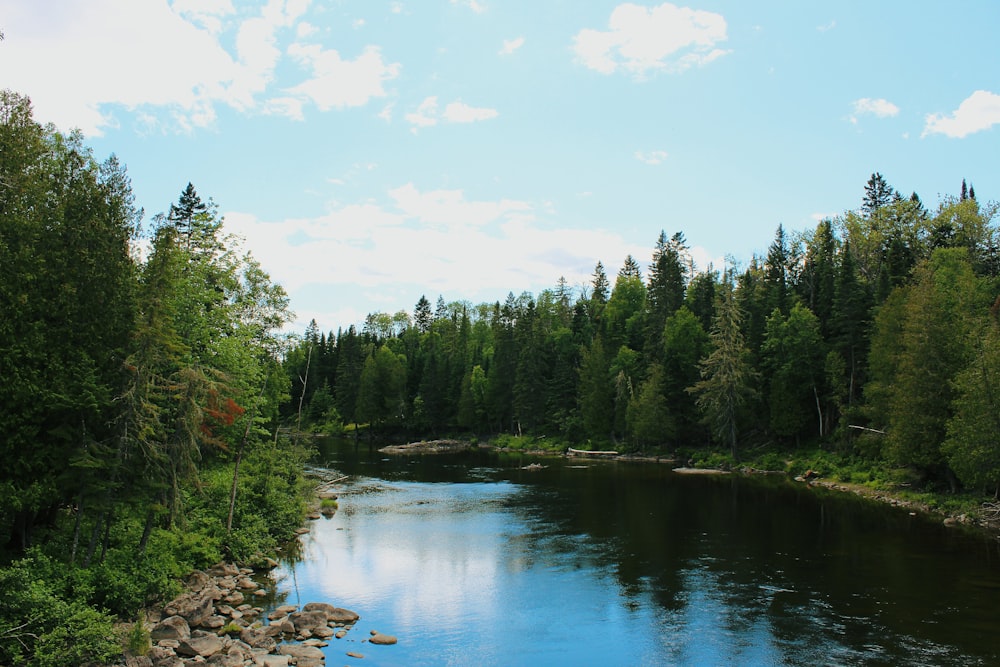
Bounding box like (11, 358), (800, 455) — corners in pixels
(284, 437), (1000, 666)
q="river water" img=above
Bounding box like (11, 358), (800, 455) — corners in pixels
(266, 440), (1000, 666)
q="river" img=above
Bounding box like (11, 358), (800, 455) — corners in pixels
(264, 440), (1000, 666)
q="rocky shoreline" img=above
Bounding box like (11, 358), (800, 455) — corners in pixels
(129, 560), (396, 667)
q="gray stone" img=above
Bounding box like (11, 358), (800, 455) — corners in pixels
(369, 632), (397, 645)
(277, 643), (326, 661)
(150, 615), (191, 642)
(206, 653), (245, 666)
(164, 592), (214, 627)
(291, 610), (329, 633)
(209, 562), (241, 577)
(251, 655), (290, 667)
(202, 615), (226, 629)
(327, 607), (360, 624)
(177, 634), (224, 658)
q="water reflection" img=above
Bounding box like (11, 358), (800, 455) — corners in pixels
(268, 440), (1000, 666)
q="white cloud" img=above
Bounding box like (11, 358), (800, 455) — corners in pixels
(0, 0), (400, 134)
(922, 90), (1000, 139)
(285, 44), (401, 111)
(389, 183), (530, 227)
(224, 184), (652, 330)
(444, 101), (499, 123)
(1, 0), (238, 135)
(405, 97), (498, 131)
(451, 0), (486, 13)
(849, 97), (900, 124)
(635, 150), (668, 165)
(500, 37), (525, 55)
(817, 20), (836, 32)
(405, 97), (441, 128)
(573, 2), (729, 78)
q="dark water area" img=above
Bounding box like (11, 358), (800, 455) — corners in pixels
(265, 439), (1000, 666)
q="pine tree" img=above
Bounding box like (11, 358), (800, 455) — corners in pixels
(688, 282), (758, 458)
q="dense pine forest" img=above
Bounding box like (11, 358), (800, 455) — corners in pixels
(284, 172), (1000, 495)
(0, 92), (307, 664)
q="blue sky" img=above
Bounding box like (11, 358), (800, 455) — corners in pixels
(3, 1), (998, 333)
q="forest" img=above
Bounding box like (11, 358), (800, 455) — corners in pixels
(3, 80), (1000, 664)
(283, 171), (1000, 496)
(0, 91), (306, 664)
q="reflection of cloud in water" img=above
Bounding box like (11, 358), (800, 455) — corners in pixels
(286, 481), (520, 637)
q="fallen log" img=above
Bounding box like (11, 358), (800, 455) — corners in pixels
(567, 448), (619, 457)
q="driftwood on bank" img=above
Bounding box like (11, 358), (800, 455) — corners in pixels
(378, 439), (471, 455)
(566, 448), (619, 457)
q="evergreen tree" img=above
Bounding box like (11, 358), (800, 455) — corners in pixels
(414, 295), (432, 333)
(688, 282), (758, 458)
(862, 172), (897, 218)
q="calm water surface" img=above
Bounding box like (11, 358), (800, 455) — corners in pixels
(265, 440), (1000, 666)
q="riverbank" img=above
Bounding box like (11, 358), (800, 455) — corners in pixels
(337, 434), (1000, 537)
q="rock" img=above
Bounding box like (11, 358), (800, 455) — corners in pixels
(312, 625), (335, 639)
(156, 639), (180, 650)
(223, 591), (246, 606)
(277, 643), (326, 661)
(237, 576), (259, 590)
(206, 652), (244, 666)
(276, 604), (299, 615)
(240, 626), (278, 652)
(148, 646), (183, 667)
(251, 656), (290, 667)
(329, 607), (360, 624)
(126, 655), (154, 667)
(177, 634), (224, 658)
(303, 638), (328, 647)
(150, 615), (191, 642)
(209, 562), (241, 577)
(268, 609), (288, 621)
(369, 632), (397, 645)
(186, 570), (213, 592)
(302, 602), (336, 615)
(164, 592), (214, 627)
(261, 557), (280, 569)
(335, 629), (347, 639)
(291, 610), (329, 633)
(202, 615), (227, 629)
(307, 512), (322, 520)
(347, 651), (365, 658)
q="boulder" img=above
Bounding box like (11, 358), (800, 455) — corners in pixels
(223, 591), (245, 606)
(186, 570), (213, 592)
(291, 610), (329, 633)
(237, 576), (259, 590)
(277, 643), (326, 661)
(164, 592), (214, 627)
(240, 626), (277, 652)
(251, 656), (290, 667)
(302, 602), (337, 615)
(150, 615), (191, 642)
(202, 615), (226, 629)
(177, 634), (224, 658)
(209, 562), (241, 577)
(206, 653), (245, 667)
(327, 607), (360, 624)
(369, 632), (398, 645)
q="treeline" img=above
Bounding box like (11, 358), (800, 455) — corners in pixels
(0, 91), (302, 664)
(286, 173), (1000, 493)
